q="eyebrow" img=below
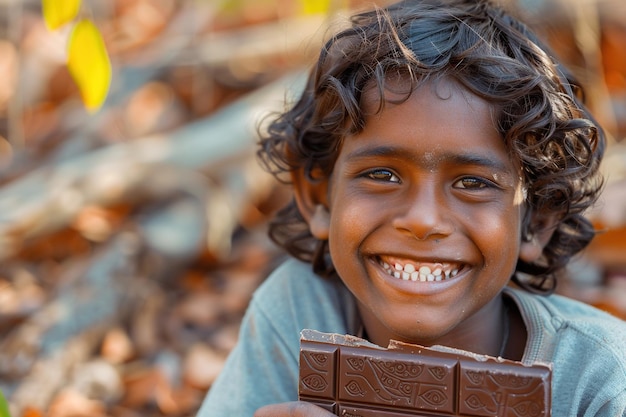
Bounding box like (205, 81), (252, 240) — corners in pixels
(345, 145), (512, 174)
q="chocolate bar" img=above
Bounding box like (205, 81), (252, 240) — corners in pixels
(299, 329), (551, 416)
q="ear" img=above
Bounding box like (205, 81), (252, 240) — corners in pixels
(519, 213), (559, 264)
(291, 168), (331, 240)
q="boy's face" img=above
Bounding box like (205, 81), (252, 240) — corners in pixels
(305, 78), (533, 346)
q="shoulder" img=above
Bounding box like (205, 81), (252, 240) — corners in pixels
(508, 286), (625, 340)
(542, 292), (626, 368)
(255, 257), (337, 294)
(253, 258), (350, 308)
(513, 287), (625, 360)
(507, 288), (626, 415)
(197, 259), (357, 416)
(250, 258), (359, 335)
(528, 290), (625, 348)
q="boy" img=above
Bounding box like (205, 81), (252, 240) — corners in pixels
(198, 0), (626, 415)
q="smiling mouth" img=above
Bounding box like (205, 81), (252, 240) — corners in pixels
(377, 256), (464, 282)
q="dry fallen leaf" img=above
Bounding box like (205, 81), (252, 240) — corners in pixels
(48, 388), (107, 417)
(182, 343), (225, 390)
(101, 327), (135, 365)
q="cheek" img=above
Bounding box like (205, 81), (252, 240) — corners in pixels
(327, 196), (379, 263)
(472, 206), (523, 266)
(330, 191), (376, 231)
(490, 224), (521, 257)
(329, 205), (362, 251)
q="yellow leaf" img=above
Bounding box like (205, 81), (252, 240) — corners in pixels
(301, 0), (348, 15)
(42, 0), (81, 30)
(67, 19), (111, 112)
(301, 0), (331, 15)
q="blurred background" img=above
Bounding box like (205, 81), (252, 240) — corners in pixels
(0, 0), (624, 416)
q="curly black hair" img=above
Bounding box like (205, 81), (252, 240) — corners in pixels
(257, 0), (605, 294)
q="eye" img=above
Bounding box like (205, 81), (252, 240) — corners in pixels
(453, 177), (492, 189)
(364, 169), (400, 183)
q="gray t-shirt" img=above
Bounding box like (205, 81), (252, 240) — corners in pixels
(197, 259), (626, 416)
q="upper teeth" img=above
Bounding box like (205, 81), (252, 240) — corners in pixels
(380, 260), (459, 282)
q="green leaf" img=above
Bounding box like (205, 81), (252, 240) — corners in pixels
(67, 19), (112, 112)
(42, 0), (81, 30)
(0, 390), (11, 417)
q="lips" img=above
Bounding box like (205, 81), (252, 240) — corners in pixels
(377, 256), (463, 282)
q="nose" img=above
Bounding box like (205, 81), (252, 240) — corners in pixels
(391, 182), (454, 240)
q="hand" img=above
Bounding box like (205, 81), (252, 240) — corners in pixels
(254, 401), (335, 416)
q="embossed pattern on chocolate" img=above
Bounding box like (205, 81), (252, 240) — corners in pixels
(299, 330), (552, 416)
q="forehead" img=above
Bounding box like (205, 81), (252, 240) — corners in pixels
(343, 76), (521, 179)
(358, 77), (503, 150)
(361, 75), (496, 123)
